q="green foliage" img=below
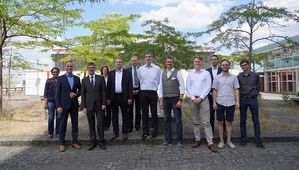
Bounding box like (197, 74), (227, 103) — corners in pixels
(281, 91), (290, 104)
(4, 53), (33, 70)
(196, 1), (299, 71)
(60, 13), (140, 70)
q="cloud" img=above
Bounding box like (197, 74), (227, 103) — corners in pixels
(263, 0), (299, 11)
(139, 0), (233, 29)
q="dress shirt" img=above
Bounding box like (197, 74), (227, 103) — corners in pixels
(158, 68), (185, 98)
(115, 69), (123, 93)
(131, 66), (140, 89)
(212, 66), (218, 79)
(186, 69), (211, 100)
(212, 72), (240, 106)
(66, 73), (74, 89)
(139, 63), (161, 91)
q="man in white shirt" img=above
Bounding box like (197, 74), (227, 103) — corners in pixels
(158, 56), (185, 149)
(139, 52), (161, 140)
(186, 56), (217, 153)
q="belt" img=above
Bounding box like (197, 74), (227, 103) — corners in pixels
(133, 88), (139, 90)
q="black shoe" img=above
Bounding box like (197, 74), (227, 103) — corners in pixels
(151, 133), (157, 139)
(142, 134), (148, 140)
(135, 127), (140, 131)
(88, 144), (97, 151)
(240, 141), (248, 146)
(104, 127), (110, 131)
(256, 142), (265, 148)
(99, 143), (106, 150)
(128, 129), (133, 133)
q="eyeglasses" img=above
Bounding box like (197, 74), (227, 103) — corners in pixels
(241, 64), (248, 67)
(88, 67), (95, 69)
(66, 66), (73, 68)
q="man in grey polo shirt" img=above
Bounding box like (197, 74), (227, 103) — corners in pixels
(212, 59), (240, 149)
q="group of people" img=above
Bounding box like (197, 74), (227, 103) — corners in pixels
(44, 52), (264, 153)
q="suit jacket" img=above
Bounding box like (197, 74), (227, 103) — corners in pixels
(127, 67), (140, 90)
(56, 74), (81, 109)
(81, 74), (107, 111)
(107, 69), (133, 102)
(207, 66), (222, 93)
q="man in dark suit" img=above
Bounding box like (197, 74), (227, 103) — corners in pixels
(206, 55), (226, 133)
(81, 62), (107, 151)
(107, 58), (133, 141)
(56, 61), (81, 152)
(127, 56), (141, 132)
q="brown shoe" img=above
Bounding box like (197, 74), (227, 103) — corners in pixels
(72, 143), (81, 149)
(191, 141), (201, 148)
(123, 134), (128, 141)
(58, 145), (66, 152)
(208, 144), (218, 153)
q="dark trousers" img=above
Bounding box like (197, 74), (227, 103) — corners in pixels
(112, 93), (129, 135)
(86, 104), (105, 144)
(59, 102), (79, 145)
(128, 91), (141, 131)
(141, 90), (158, 136)
(208, 94), (226, 133)
(240, 98), (261, 143)
(163, 96), (183, 144)
(104, 105), (112, 129)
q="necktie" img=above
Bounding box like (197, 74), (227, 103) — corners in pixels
(134, 67), (139, 87)
(90, 76), (94, 88)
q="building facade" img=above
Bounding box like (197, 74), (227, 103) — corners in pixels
(254, 35), (299, 95)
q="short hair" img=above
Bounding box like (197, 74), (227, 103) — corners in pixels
(144, 52), (153, 58)
(87, 62), (95, 67)
(210, 54), (218, 59)
(166, 56), (175, 62)
(220, 59), (230, 66)
(240, 59), (250, 66)
(65, 60), (73, 65)
(193, 55), (203, 61)
(114, 57), (122, 63)
(131, 55), (138, 60)
(50, 67), (60, 73)
(100, 65), (110, 75)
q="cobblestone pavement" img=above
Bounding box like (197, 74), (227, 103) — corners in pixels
(0, 142), (298, 170)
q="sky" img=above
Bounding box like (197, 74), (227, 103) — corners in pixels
(13, 0), (299, 70)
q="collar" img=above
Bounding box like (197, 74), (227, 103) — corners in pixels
(193, 68), (204, 73)
(166, 67), (174, 72)
(242, 71), (252, 77)
(89, 74), (95, 78)
(116, 68), (123, 73)
(220, 71), (232, 76)
(66, 73), (73, 77)
(211, 66), (218, 70)
(145, 63), (153, 68)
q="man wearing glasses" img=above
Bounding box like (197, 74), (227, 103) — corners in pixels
(237, 59), (265, 148)
(212, 59), (239, 149)
(81, 62), (107, 151)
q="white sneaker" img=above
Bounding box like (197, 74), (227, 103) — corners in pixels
(217, 141), (224, 149)
(227, 141), (236, 149)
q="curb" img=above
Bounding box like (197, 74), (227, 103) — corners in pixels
(1, 136), (298, 147)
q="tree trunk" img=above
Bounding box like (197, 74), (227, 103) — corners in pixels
(8, 55), (11, 98)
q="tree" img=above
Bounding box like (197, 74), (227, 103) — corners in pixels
(126, 18), (197, 69)
(197, 0), (299, 71)
(59, 13), (140, 70)
(0, 0), (102, 115)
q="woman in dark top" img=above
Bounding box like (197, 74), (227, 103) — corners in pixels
(101, 65), (112, 130)
(44, 67), (61, 139)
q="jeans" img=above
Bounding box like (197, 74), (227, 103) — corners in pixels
(47, 102), (61, 135)
(163, 96), (183, 144)
(240, 98), (261, 143)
